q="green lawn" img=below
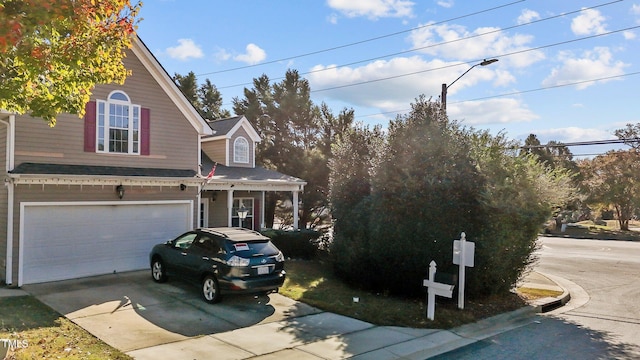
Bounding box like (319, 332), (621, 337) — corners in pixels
(280, 259), (527, 329)
(544, 220), (640, 241)
(0, 296), (131, 360)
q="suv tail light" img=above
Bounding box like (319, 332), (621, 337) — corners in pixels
(227, 255), (250, 267)
(275, 251), (285, 262)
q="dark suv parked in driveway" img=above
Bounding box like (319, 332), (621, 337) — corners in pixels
(149, 227), (286, 303)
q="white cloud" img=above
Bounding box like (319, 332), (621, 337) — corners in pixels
(542, 47), (628, 90)
(309, 57), (440, 111)
(437, 0), (454, 8)
(327, 0), (414, 19)
(632, 4), (640, 15)
(623, 30), (636, 40)
(214, 47), (231, 62)
(517, 9), (540, 25)
(165, 39), (204, 61)
(233, 43), (267, 65)
(408, 23), (545, 68)
(327, 13), (339, 24)
(448, 98), (538, 126)
(307, 56), (536, 127)
(530, 127), (615, 143)
(493, 69), (516, 87)
(571, 8), (607, 35)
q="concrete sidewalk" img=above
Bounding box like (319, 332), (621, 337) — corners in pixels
(2, 271), (569, 359)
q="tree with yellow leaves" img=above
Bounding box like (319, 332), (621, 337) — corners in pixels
(0, 0), (142, 125)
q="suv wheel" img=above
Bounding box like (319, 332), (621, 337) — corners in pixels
(151, 258), (167, 283)
(202, 275), (221, 303)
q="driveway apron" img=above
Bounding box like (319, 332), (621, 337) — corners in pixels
(23, 270), (322, 353)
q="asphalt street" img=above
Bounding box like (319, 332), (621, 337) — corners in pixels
(431, 236), (640, 359)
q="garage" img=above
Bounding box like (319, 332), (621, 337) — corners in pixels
(19, 200), (192, 285)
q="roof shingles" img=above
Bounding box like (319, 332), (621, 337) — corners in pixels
(10, 163), (196, 177)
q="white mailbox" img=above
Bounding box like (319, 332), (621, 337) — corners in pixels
(453, 239), (475, 267)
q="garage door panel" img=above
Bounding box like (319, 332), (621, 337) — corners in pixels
(22, 202), (191, 284)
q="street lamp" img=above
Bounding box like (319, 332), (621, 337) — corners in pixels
(237, 205), (248, 228)
(441, 58), (498, 113)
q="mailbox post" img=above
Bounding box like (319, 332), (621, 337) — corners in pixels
(423, 260), (455, 321)
(453, 232), (475, 310)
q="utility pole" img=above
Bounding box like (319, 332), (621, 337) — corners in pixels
(441, 58), (498, 113)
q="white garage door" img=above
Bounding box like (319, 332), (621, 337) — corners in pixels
(20, 201), (192, 285)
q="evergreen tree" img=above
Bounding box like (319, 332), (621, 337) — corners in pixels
(173, 72), (200, 109)
(199, 79), (231, 120)
(173, 72), (230, 120)
(233, 70), (353, 228)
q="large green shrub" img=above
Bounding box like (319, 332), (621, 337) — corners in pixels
(329, 123), (383, 287)
(329, 96), (572, 298)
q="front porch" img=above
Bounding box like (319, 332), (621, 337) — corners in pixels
(198, 163), (306, 230)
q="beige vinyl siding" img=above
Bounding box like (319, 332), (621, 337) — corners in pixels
(13, 48), (199, 171)
(208, 194), (228, 227)
(202, 139), (228, 166)
(7, 184), (199, 285)
(229, 127), (254, 168)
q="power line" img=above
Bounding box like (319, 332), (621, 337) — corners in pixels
(353, 71), (640, 120)
(311, 25), (640, 93)
(452, 71), (640, 104)
(520, 138), (640, 149)
(196, 0), (526, 77)
(216, 0), (623, 91)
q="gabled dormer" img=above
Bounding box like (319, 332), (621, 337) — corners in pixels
(201, 116), (261, 168)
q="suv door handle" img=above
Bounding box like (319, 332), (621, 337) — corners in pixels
(202, 256), (210, 260)
(181, 252), (187, 256)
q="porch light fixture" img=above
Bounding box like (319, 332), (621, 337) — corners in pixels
(180, 183), (187, 191)
(116, 185), (125, 199)
(237, 205), (248, 228)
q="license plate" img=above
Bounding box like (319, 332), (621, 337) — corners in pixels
(257, 266), (270, 275)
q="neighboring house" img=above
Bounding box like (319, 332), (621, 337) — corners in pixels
(0, 37), (305, 287)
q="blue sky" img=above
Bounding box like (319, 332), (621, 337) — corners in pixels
(136, 0), (640, 157)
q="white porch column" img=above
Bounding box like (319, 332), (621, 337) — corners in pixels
(227, 189), (234, 227)
(260, 191), (266, 229)
(293, 190), (299, 230)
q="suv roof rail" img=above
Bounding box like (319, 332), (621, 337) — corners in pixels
(199, 227), (266, 239)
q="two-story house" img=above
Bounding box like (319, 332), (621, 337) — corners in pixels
(0, 37), (305, 287)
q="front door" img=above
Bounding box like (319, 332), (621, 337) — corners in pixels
(199, 199), (209, 228)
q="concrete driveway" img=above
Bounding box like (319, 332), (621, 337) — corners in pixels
(21, 270), (550, 359)
(22, 270), (334, 358)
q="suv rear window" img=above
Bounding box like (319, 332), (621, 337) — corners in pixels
(228, 240), (279, 257)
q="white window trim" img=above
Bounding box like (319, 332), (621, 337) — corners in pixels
(233, 136), (249, 164)
(96, 90), (141, 155)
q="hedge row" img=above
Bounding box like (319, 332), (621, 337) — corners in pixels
(260, 228), (322, 260)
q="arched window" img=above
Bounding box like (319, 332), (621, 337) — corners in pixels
(234, 137), (249, 163)
(96, 90), (141, 154)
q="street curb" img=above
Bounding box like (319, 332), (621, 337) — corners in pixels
(403, 306), (538, 359)
(527, 273), (571, 313)
(404, 273), (572, 359)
